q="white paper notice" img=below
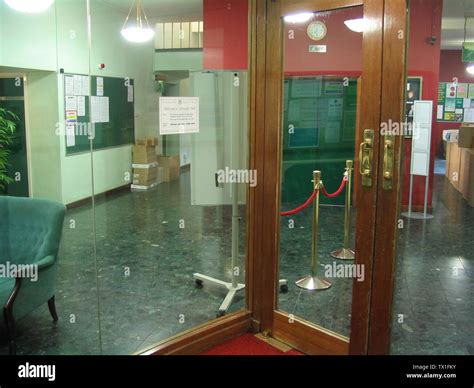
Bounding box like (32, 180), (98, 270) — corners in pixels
(65, 96), (77, 111)
(97, 77), (104, 96)
(328, 99), (343, 120)
(91, 96), (101, 123)
(73, 75), (82, 96)
(291, 78), (322, 98)
(128, 85), (134, 102)
(82, 76), (90, 96)
(463, 98), (471, 109)
(159, 97), (199, 135)
(100, 97), (109, 123)
(65, 76), (74, 96)
(437, 105), (444, 120)
(65, 110), (77, 125)
(464, 108), (474, 123)
(66, 124), (76, 147)
(446, 83), (457, 98)
(77, 96), (86, 117)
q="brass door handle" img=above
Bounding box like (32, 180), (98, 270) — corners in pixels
(383, 135), (395, 190)
(359, 129), (374, 187)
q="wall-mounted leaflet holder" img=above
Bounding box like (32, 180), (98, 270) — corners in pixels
(402, 100), (434, 220)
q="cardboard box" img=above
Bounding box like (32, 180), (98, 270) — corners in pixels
(459, 148), (471, 199)
(135, 138), (159, 146)
(156, 167), (166, 184)
(133, 145), (157, 164)
(133, 166), (158, 186)
(447, 142), (461, 191)
(445, 141), (451, 178)
(157, 155), (180, 182)
(467, 149), (474, 207)
(458, 124), (474, 149)
(147, 137), (159, 146)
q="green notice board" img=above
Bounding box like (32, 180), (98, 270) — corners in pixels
(282, 76), (357, 206)
(64, 74), (135, 155)
(437, 81), (474, 122)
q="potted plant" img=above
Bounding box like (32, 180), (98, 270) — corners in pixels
(0, 108), (18, 191)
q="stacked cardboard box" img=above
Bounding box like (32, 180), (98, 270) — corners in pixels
(466, 149), (474, 207)
(157, 155), (180, 182)
(131, 139), (159, 190)
(445, 124), (474, 207)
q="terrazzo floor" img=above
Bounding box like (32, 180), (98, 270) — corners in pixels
(0, 170), (472, 355)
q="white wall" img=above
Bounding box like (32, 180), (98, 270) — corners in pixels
(0, 0), (158, 205)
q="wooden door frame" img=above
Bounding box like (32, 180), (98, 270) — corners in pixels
(249, 0), (386, 355)
(367, 0), (408, 355)
(142, 0), (408, 356)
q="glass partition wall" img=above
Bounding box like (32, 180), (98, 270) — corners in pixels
(389, 0), (473, 355)
(0, 0), (250, 355)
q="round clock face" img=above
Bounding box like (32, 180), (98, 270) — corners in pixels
(307, 21), (327, 41)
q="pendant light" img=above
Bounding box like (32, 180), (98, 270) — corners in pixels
(121, 0), (155, 43)
(5, 0), (54, 13)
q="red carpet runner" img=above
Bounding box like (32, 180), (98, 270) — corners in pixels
(201, 334), (303, 356)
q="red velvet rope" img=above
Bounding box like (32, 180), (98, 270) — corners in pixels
(320, 176), (347, 198)
(280, 189), (318, 217)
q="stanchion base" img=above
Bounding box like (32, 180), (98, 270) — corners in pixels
(295, 275), (331, 290)
(330, 247), (355, 260)
(401, 212), (434, 220)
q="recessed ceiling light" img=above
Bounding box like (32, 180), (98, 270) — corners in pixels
(344, 18), (368, 33)
(284, 13), (314, 24)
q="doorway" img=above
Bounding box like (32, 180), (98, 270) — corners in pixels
(250, 0), (407, 355)
(0, 75), (30, 197)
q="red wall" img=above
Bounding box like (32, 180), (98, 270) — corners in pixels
(203, 0), (248, 70)
(402, 0), (443, 209)
(434, 50), (474, 164)
(439, 50), (473, 83)
(284, 7), (363, 75)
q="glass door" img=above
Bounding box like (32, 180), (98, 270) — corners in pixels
(261, 0), (386, 354)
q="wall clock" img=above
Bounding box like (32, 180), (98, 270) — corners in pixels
(307, 21), (327, 41)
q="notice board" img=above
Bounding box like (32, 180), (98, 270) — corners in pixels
(437, 82), (474, 123)
(63, 74), (135, 155)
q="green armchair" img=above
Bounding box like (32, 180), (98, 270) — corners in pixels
(0, 196), (66, 355)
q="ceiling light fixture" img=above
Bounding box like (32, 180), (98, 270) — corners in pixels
(467, 63), (474, 75)
(121, 0), (155, 43)
(5, 0), (54, 13)
(283, 13), (314, 24)
(344, 18), (367, 33)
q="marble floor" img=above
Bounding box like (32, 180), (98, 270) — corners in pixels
(0, 170), (472, 355)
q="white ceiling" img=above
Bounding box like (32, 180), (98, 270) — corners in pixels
(99, 0), (472, 50)
(97, 0), (203, 22)
(442, 0), (474, 50)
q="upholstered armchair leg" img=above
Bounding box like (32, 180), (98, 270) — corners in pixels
(48, 296), (58, 322)
(3, 307), (17, 355)
(4, 277), (21, 355)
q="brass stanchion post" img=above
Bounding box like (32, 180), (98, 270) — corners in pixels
(295, 171), (332, 291)
(331, 160), (355, 260)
